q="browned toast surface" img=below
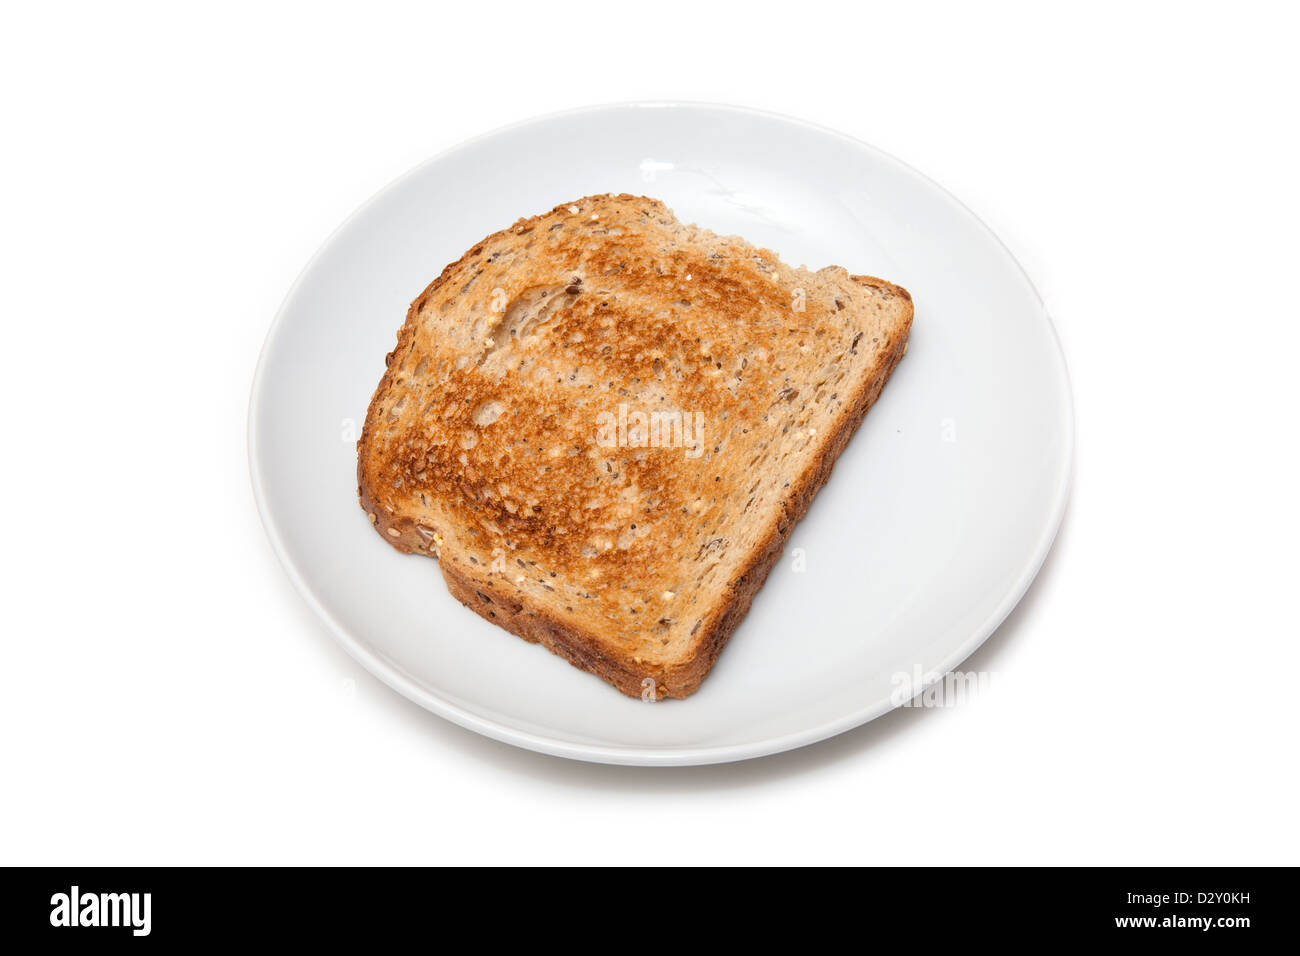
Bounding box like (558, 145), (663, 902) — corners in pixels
(358, 194), (912, 698)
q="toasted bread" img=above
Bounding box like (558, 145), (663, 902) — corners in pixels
(357, 194), (912, 698)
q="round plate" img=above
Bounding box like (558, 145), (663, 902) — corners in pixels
(249, 102), (1073, 766)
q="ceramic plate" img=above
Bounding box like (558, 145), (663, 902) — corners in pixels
(249, 102), (1073, 765)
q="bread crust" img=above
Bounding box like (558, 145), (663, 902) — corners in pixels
(357, 195), (913, 699)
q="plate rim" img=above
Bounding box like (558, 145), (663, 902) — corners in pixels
(247, 100), (1075, 766)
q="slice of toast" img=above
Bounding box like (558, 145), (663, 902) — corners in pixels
(358, 194), (912, 699)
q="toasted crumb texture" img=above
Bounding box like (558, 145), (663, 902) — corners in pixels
(358, 194), (913, 698)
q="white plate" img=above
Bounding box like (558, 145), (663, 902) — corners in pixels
(249, 102), (1073, 766)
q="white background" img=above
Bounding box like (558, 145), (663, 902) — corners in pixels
(3, 2), (1296, 865)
